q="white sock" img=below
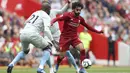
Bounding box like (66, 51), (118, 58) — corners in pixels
(39, 65), (43, 69)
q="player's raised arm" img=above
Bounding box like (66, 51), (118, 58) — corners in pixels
(80, 18), (103, 33)
(51, 13), (70, 25)
(54, 0), (71, 14)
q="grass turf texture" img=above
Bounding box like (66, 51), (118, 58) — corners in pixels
(0, 65), (130, 73)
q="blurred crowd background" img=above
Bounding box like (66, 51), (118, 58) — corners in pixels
(0, 0), (130, 67)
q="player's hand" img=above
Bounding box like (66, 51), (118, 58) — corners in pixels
(98, 30), (104, 34)
(51, 40), (60, 51)
(66, 0), (71, 4)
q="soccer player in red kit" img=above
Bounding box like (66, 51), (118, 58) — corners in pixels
(51, 2), (103, 73)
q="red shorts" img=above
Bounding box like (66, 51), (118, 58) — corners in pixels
(59, 35), (81, 52)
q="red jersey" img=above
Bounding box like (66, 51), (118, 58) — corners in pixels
(51, 12), (101, 37)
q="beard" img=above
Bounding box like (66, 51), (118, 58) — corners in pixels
(75, 13), (80, 16)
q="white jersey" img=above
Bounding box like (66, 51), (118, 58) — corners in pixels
(21, 10), (53, 41)
(50, 3), (69, 42)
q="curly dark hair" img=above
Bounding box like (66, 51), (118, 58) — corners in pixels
(72, 2), (83, 9)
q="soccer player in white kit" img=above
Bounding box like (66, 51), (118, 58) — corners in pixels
(7, 1), (54, 73)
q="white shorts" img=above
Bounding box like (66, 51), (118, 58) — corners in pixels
(20, 32), (49, 51)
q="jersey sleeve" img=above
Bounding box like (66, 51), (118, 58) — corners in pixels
(51, 12), (70, 25)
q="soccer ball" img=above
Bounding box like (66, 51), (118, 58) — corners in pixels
(82, 59), (92, 69)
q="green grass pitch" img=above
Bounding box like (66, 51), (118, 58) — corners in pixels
(1, 65), (130, 73)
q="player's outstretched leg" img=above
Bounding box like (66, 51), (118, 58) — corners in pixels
(79, 50), (88, 73)
(7, 51), (26, 73)
(7, 64), (13, 73)
(46, 56), (54, 73)
(66, 50), (80, 73)
(54, 56), (64, 73)
(37, 50), (50, 73)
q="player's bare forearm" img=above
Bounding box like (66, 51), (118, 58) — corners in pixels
(59, 0), (71, 13)
(58, 3), (69, 14)
(81, 20), (102, 33)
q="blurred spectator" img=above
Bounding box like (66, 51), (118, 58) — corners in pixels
(25, 54), (39, 67)
(79, 28), (95, 63)
(94, 21), (103, 31)
(0, 48), (11, 66)
(51, 0), (62, 9)
(126, 33), (130, 45)
(116, 1), (126, 17)
(0, 16), (3, 23)
(79, 29), (92, 58)
(107, 29), (117, 66)
(0, 27), (5, 49)
(120, 29), (129, 42)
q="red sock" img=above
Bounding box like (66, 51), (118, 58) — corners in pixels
(57, 56), (64, 64)
(80, 49), (86, 68)
(80, 49), (86, 63)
